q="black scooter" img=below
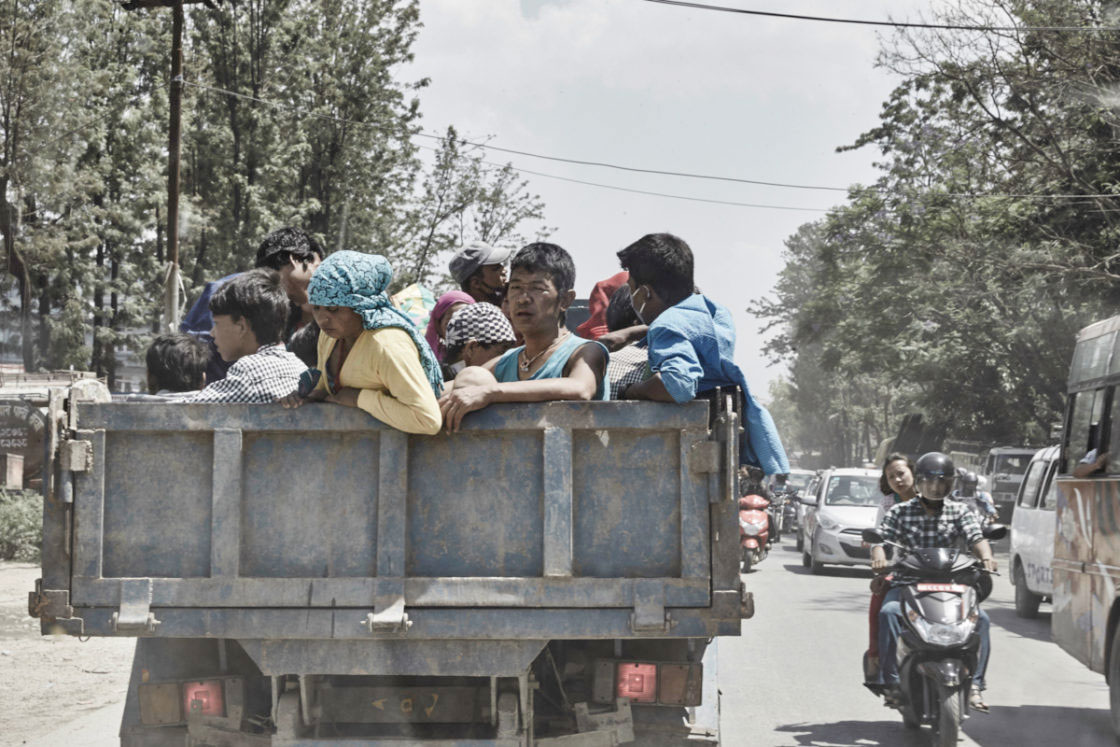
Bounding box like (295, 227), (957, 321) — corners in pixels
(861, 525), (1005, 747)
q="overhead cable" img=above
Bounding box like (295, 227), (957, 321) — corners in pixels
(639, 0), (1120, 32)
(182, 79), (847, 193)
(179, 79), (1120, 205)
(182, 79), (832, 211)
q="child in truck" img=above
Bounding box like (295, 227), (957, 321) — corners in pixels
(145, 333), (210, 397)
(279, 250), (444, 435)
(184, 269), (307, 404)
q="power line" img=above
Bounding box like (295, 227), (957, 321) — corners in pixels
(639, 0), (1120, 32)
(182, 79), (833, 211)
(414, 129), (848, 192)
(420, 145), (830, 212)
(180, 78), (1120, 206)
(183, 79), (847, 193)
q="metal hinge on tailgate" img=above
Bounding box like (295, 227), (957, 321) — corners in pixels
(630, 580), (675, 634)
(28, 579), (85, 636)
(112, 578), (161, 633)
(361, 579), (411, 634)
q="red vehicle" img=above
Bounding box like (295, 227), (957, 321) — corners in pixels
(739, 493), (771, 572)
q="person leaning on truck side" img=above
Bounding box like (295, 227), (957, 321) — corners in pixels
(438, 242), (609, 432)
(183, 269), (308, 404)
(614, 232), (790, 477)
(1073, 446), (1110, 477)
(181, 227), (326, 383)
(279, 250), (444, 436)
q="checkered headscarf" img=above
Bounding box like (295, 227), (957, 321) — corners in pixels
(444, 303), (516, 349)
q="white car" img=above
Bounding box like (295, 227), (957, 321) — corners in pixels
(1009, 445), (1060, 618)
(801, 468), (882, 574)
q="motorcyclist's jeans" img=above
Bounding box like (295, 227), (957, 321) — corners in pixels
(878, 586), (990, 690)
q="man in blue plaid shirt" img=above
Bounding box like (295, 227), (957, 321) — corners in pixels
(870, 452), (997, 712)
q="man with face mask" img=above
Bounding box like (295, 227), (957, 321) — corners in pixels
(614, 233), (788, 478)
(871, 452), (997, 712)
(449, 241), (513, 306)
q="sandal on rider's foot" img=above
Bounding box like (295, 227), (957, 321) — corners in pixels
(969, 687), (990, 714)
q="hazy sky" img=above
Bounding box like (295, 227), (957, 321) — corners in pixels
(408, 0), (938, 401)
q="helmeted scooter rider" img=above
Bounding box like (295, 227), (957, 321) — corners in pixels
(870, 452), (998, 712)
(952, 470), (997, 524)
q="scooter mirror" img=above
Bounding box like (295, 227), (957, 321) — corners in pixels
(982, 523), (1007, 541)
(862, 528), (884, 544)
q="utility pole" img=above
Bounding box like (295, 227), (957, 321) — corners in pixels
(165, 0), (184, 333)
(121, 0), (221, 332)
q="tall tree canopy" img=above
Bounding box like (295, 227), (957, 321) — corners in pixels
(759, 0), (1120, 465)
(0, 0), (547, 385)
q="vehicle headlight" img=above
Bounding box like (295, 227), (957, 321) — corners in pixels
(817, 515), (840, 531)
(907, 609), (974, 646)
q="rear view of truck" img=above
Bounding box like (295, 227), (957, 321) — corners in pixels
(30, 389), (750, 745)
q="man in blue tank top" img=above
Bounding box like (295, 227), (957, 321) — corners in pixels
(439, 243), (609, 432)
(615, 233), (789, 477)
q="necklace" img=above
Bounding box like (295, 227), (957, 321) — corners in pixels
(519, 331), (568, 372)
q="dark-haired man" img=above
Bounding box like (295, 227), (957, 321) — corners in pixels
(181, 227), (325, 381)
(616, 232), (789, 477)
(439, 242), (608, 431)
(184, 269), (306, 403)
(449, 241), (513, 305)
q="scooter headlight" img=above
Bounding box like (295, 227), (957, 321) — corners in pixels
(906, 607), (974, 646)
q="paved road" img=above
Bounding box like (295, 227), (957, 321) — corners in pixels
(719, 536), (1116, 746)
(18, 536), (1118, 746)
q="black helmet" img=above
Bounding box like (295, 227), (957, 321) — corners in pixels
(915, 452), (955, 502)
(961, 471), (978, 491)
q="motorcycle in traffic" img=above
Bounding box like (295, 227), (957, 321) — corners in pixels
(738, 493), (771, 572)
(861, 524), (1006, 747)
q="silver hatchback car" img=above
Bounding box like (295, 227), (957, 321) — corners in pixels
(801, 467), (882, 574)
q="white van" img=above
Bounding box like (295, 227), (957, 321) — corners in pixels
(1009, 444), (1060, 618)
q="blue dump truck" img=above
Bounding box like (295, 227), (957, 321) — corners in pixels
(29, 386), (751, 745)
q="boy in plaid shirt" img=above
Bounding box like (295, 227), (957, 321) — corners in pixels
(184, 269), (306, 404)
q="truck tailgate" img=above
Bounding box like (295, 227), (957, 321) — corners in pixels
(45, 400), (741, 641)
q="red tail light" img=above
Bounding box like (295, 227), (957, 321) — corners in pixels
(182, 679), (225, 717)
(616, 662), (658, 703)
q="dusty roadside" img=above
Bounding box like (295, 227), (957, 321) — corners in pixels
(0, 562), (133, 746)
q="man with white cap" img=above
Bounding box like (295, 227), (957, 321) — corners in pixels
(449, 241), (514, 305)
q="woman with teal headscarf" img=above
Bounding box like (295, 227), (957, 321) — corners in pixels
(280, 251), (443, 435)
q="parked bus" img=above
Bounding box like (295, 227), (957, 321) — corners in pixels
(1052, 314), (1120, 736)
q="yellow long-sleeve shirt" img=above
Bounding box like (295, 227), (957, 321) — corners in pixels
(314, 327), (442, 435)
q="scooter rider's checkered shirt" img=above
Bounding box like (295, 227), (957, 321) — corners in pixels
(878, 498), (984, 550)
(184, 343), (306, 404)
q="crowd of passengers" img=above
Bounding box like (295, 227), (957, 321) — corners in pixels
(142, 228), (789, 475)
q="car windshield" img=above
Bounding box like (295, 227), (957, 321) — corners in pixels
(994, 455), (1030, 475)
(824, 476), (881, 506)
(787, 473), (813, 491)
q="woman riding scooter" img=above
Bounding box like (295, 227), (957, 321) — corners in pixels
(864, 453), (917, 683)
